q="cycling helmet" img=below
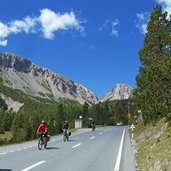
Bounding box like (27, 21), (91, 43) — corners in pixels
(41, 120), (46, 124)
(65, 120), (68, 123)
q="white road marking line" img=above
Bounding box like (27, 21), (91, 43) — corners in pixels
(9, 150), (14, 153)
(1, 152), (7, 155)
(90, 136), (95, 139)
(114, 129), (125, 171)
(21, 160), (46, 171)
(28, 146), (32, 148)
(99, 132), (102, 135)
(72, 143), (82, 148)
(17, 149), (22, 151)
(23, 147), (27, 149)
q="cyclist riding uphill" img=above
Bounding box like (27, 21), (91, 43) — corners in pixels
(62, 120), (71, 141)
(62, 120), (69, 131)
(90, 118), (96, 131)
(37, 120), (48, 145)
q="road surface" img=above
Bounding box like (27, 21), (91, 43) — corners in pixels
(0, 126), (135, 171)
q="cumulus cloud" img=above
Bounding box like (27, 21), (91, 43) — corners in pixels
(38, 9), (85, 39)
(135, 12), (149, 34)
(99, 19), (119, 37)
(0, 9), (85, 46)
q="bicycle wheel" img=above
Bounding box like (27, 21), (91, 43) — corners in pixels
(44, 141), (47, 149)
(67, 135), (69, 141)
(63, 135), (67, 142)
(38, 138), (43, 150)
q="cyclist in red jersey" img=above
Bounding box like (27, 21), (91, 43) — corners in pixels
(37, 120), (48, 145)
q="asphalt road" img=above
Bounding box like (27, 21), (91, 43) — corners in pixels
(0, 126), (135, 171)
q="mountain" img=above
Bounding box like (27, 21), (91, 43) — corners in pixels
(0, 52), (98, 107)
(0, 53), (134, 112)
(99, 83), (133, 102)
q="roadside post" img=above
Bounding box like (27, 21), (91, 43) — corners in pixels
(74, 115), (83, 129)
(130, 124), (135, 138)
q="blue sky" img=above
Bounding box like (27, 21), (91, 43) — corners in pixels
(0, 0), (169, 97)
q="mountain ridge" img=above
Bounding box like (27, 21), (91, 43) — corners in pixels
(0, 52), (98, 105)
(0, 52), (133, 110)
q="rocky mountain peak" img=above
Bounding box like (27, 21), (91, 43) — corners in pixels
(99, 83), (133, 102)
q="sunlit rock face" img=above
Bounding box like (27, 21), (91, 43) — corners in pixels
(99, 83), (133, 102)
(0, 52), (98, 104)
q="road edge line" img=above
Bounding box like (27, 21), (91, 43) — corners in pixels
(114, 128), (125, 171)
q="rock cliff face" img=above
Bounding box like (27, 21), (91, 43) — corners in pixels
(0, 52), (134, 107)
(0, 52), (98, 104)
(99, 83), (133, 102)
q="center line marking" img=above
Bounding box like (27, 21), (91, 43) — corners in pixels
(90, 136), (95, 139)
(72, 143), (82, 148)
(1, 152), (7, 155)
(21, 160), (46, 171)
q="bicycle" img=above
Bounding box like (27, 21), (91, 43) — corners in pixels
(63, 129), (71, 142)
(91, 124), (95, 131)
(38, 133), (50, 150)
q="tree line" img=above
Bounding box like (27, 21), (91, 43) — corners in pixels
(0, 92), (139, 145)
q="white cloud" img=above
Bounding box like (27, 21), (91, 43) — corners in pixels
(157, 0), (171, 14)
(135, 12), (149, 34)
(99, 20), (110, 32)
(111, 19), (119, 37)
(0, 9), (85, 46)
(99, 19), (119, 37)
(38, 9), (85, 39)
(136, 1), (171, 34)
(0, 39), (7, 46)
(158, 0), (171, 5)
(0, 17), (37, 45)
(0, 22), (9, 38)
(9, 17), (37, 34)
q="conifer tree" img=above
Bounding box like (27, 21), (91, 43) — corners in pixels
(135, 5), (171, 122)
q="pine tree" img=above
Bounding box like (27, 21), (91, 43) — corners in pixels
(135, 5), (171, 122)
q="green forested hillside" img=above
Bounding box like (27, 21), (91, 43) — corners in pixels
(0, 75), (139, 145)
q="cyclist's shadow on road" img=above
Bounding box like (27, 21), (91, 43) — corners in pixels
(0, 170), (12, 171)
(68, 139), (77, 142)
(46, 147), (59, 150)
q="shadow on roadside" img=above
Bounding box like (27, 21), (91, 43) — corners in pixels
(0, 169), (12, 171)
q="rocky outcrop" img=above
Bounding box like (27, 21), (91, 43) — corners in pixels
(99, 83), (133, 102)
(0, 52), (98, 104)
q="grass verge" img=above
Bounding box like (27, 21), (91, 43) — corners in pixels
(133, 118), (171, 171)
